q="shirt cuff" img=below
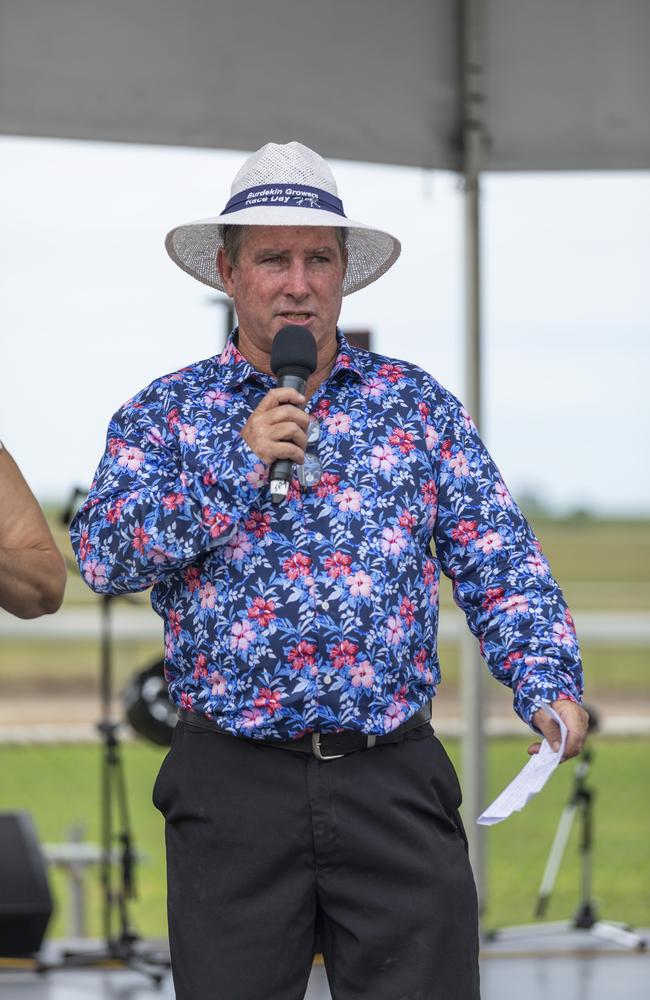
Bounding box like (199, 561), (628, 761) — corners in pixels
(514, 675), (583, 731)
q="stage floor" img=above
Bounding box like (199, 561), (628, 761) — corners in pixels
(1, 929), (648, 1000)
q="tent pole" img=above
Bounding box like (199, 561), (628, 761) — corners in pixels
(460, 0), (487, 913)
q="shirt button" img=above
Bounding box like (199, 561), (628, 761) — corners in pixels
(321, 600), (330, 611)
(324, 675), (332, 685)
(314, 532), (324, 541)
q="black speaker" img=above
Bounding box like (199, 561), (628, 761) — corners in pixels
(0, 812), (53, 956)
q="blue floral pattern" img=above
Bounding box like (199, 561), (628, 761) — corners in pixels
(70, 330), (583, 738)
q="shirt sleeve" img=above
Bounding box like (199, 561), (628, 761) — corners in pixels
(430, 386), (584, 729)
(70, 396), (267, 596)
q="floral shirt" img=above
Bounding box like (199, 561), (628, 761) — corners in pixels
(70, 329), (583, 739)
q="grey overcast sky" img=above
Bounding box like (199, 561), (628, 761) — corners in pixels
(1, 136), (648, 515)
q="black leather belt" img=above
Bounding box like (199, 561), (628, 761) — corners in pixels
(177, 702), (432, 760)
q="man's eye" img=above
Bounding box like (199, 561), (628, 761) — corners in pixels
(310, 255), (330, 263)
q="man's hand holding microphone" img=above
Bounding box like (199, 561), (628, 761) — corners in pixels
(239, 326), (318, 504)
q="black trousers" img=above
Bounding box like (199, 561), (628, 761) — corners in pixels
(153, 718), (480, 1000)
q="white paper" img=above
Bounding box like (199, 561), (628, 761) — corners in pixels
(477, 703), (567, 826)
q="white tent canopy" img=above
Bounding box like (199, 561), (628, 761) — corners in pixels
(1, 0), (648, 170)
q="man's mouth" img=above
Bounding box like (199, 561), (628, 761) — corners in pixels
(279, 312), (314, 322)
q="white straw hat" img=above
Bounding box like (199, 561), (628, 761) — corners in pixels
(165, 141), (401, 296)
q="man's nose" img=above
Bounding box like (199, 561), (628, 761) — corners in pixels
(283, 260), (310, 299)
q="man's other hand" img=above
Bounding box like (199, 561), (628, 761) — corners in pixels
(240, 387), (310, 467)
(529, 700), (589, 763)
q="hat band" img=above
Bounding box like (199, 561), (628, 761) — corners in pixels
(222, 183), (346, 217)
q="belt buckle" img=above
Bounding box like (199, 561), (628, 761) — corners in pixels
(311, 732), (346, 761)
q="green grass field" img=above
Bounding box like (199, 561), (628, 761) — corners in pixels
(1, 737), (647, 941)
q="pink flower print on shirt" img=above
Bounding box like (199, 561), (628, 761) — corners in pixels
(106, 497), (127, 524)
(79, 530), (92, 561)
(283, 553), (312, 581)
(526, 553), (548, 576)
(324, 551), (352, 578)
(384, 701), (407, 731)
(253, 687), (283, 715)
(108, 437), (127, 457)
(117, 446), (145, 472)
(146, 427), (166, 448)
(324, 412), (352, 435)
(168, 609), (182, 636)
(380, 526), (407, 558)
(210, 670), (227, 695)
(166, 408), (181, 431)
(349, 660), (374, 688)
(370, 445), (398, 475)
(346, 571), (372, 598)
(495, 479), (513, 508)
(385, 615), (404, 645)
(329, 640), (359, 670)
(132, 525), (151, 553)
(247, 596), (276, 628)
(246, 462), (268, 489)
(198, 582), (217, 609)
(315, 472), (340, 497)
(449, 450), (469, 478)
(180, 691), (193, 710)
(500, 594), (529, 616)
(230, 620), (256, 652)
(224, 529), (253, 563)
(162, 492), (185, 511)
(400, 596), (416, 626)
(398, 510), (417, 533)
(336, 487), (362, 513)
(503, 650), (524, 672)
(388, 428), (415, 455)
(451, 519), (479, 546)
(178, 423), (198, 445)
(183, 566), (201, 592)
(552, 621), (576, 646)
(204, 388), (232, 411)
(241, 707), (265, 729)
(425, 424), (439, 451)
(421, 480), (438, 506)
(311, 398), (331, 420)
(360, 377), (387, 400)
(377, 363), (404, 384)
(193, 654), (209, 680)
(475, 530), (503, 555)
(482, 586), (506, 612)
(202, 508), (233, 540)
(288, 640), (318, 671)
(244, 510), (272, 539)
(83, 559), (108, 589)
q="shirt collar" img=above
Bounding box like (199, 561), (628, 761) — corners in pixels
(214, 327), (368, 389)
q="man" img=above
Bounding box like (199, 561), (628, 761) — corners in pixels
(71, 141), (587, 1000)
(0, 441), (66, 618)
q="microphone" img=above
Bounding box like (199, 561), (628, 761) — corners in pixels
(269, 325), (318, 504)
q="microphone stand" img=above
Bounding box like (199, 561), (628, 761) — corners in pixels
(39, 488), (170, 982)
(487, 711), (647, 952)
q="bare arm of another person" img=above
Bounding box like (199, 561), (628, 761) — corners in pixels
(0, 445), (66, 618)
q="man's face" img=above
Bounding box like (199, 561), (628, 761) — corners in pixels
(217, 226), (347, 357)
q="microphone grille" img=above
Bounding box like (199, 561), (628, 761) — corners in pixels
(271, 325), (318, 376)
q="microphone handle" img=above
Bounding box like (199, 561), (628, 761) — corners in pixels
(269, 373), (308, 505)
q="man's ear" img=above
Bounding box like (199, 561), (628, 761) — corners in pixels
(217, 247), (235, 296)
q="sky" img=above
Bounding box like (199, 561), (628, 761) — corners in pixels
(1, 136), (648, 515)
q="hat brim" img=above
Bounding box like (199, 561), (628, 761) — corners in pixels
(165, 208), (401, 296)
